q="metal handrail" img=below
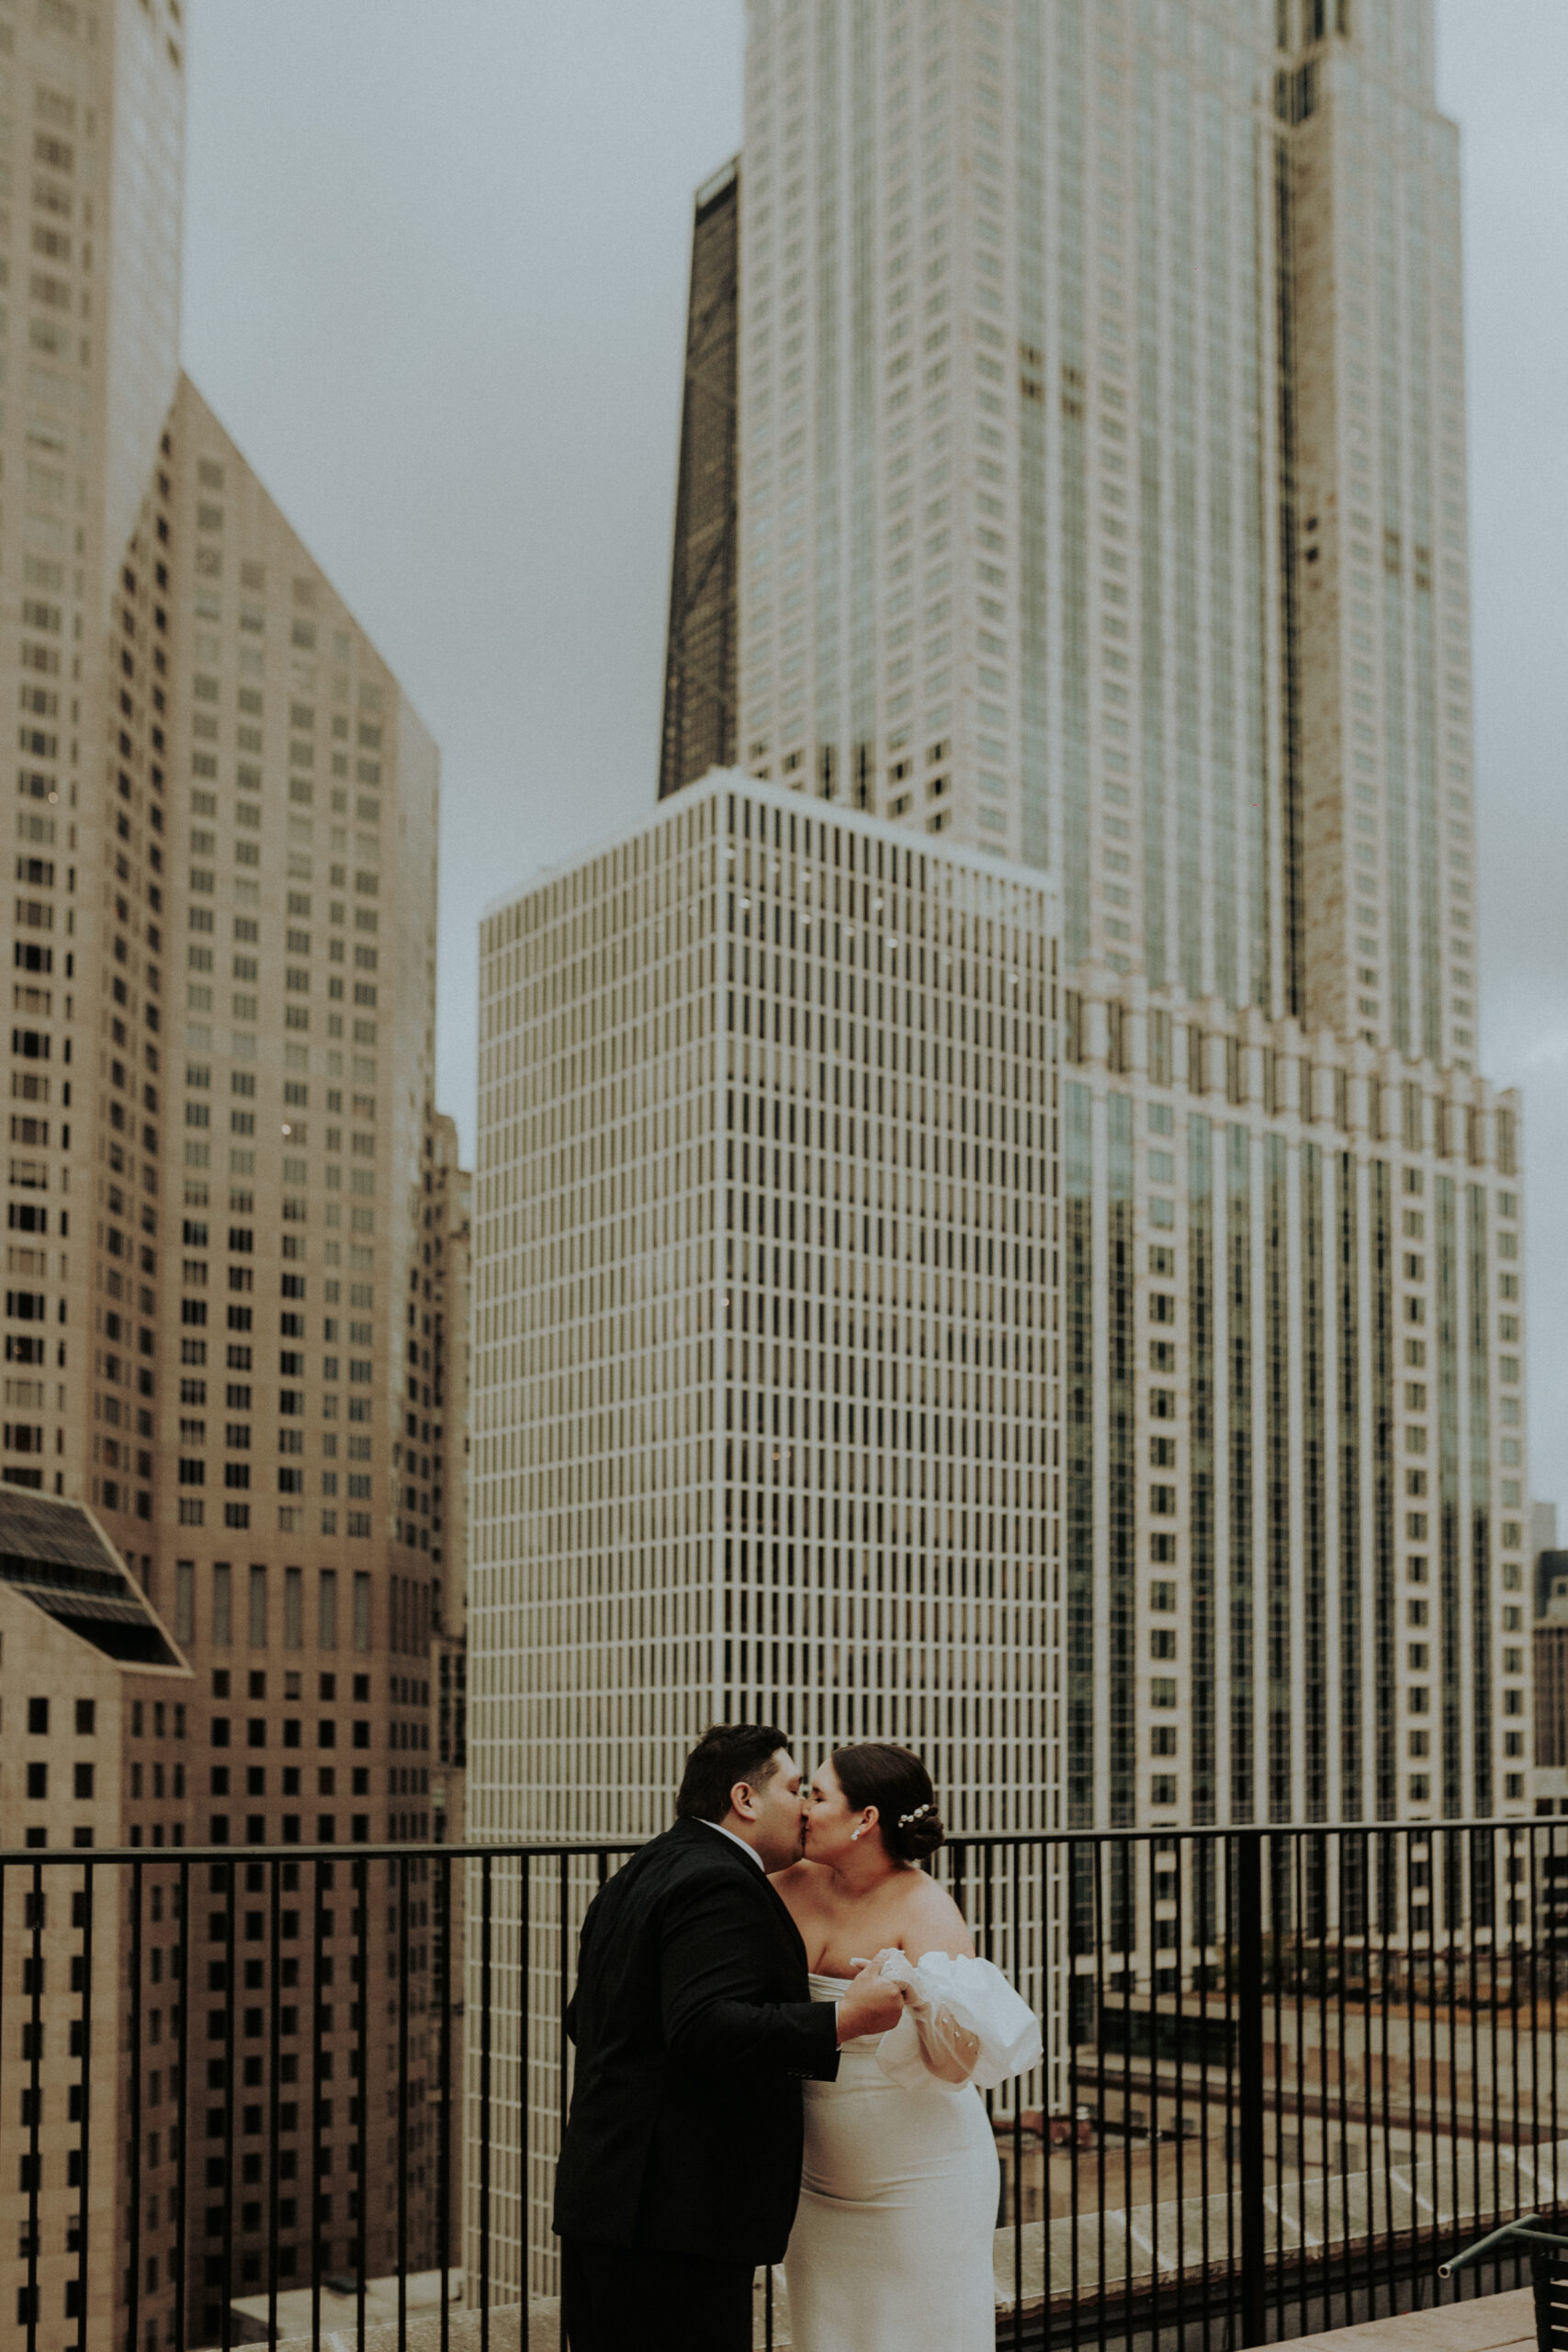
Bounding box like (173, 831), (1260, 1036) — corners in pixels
(1439, 2214), (1568, 2277)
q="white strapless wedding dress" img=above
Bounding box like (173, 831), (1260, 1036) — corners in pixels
(782, 1971), (1004, 2352)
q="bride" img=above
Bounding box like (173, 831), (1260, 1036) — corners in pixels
(772, 1743), (1040, 2352)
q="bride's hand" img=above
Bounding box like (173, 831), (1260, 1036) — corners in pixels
(836, 1954), (906, 2043)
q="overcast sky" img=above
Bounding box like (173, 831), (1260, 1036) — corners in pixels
(182, 3), (1568, 1515)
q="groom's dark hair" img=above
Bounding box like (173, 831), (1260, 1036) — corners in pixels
(676, 1724), (791, 1823)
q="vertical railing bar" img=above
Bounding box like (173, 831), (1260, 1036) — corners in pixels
(398, 1849), (411, 2352)
(1374, 1826), (1384, 2316)
(220, 1859), (237, 2352)
(1489, 1827), (1502, 2286)
(1409, 1827), (1425, 2312)
(310, 1853), (324, 2352)
(1513, 1826), (1528, 2238)
(1269, 1834), (1282, 2340)
(524, 1853), (536, 2352)
(1122, 1840), (1134, 2352)
(558, 1848), (571, 2317)
(1147, 1836), (1160, 2352)
(129, 1855), (144, 2352)
(356, 1855), (370, 2352)
(267, 1852), (282, 2352)
(1173, 1832), (1188, 2352)
(0, 1865), (6, 2343)
(174, 1856), (189, 2352)
(1224, 1832), (1239, 2343)
(1457, 1834), (1466, 2295)
(1526, 1824), (1540, 2234)
(77, 1857), (96, 2352)
(438, 1849), (453, 2352)
(1011, 1838), (1022, 2352)
(1096, 1840), (1108, 2335)
(479, 1852), (492, 2352)
(1236, 1828), (1265, 2347)
(1067, 1838), (1084, 2352)
(25, 1856), (42, 2352)
(1213, 1825), (1222, 2352)
(1389, 1826), (1399, 2314)
(1550, 1820), (1562, 2222)
(1295, 1833), (1309, 2340)
(1466, 1828), (1481, 2300)
(1335, 1831), (1351, 2335)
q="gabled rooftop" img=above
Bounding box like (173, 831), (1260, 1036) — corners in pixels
(0, 1488), (185, 1668)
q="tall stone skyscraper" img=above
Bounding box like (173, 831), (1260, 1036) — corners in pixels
(680, 0), (1477, 1078)
(3, 0), (182, 1535)
(0, 0), (468, 2335)
(647, 0), (1527, 1844)
(144, 374), (450, 2325)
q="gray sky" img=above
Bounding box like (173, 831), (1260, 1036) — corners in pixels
(182, 3), (1568, 1517)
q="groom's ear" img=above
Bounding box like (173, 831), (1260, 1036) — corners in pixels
(729, 1778), (759, 1822)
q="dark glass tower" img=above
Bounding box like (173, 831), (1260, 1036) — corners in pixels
(658, 160), (740, 798)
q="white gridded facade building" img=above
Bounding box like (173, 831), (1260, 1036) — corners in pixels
(1054, 978), (1528, 1844)
(470, 773), (1062, 2286)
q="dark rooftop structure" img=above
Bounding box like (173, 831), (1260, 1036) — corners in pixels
(0, 1487), (183, 1665)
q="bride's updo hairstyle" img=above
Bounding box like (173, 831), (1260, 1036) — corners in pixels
(831, 1743), (945, 1865)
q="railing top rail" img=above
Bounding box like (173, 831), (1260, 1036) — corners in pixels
(0, 1815), (1545, 1868)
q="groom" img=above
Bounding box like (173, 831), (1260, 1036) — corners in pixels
(554, 1723), (905, 2351)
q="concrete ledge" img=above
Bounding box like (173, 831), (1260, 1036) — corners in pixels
(1278, 2288), (1535, 2352)
(265, 2270), (1537, 2352)
(274, 2308), (560, 2352)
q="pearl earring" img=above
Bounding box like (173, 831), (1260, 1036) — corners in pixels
(851, 1826), (864, 1841)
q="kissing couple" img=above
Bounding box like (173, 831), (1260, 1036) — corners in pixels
(554, 1724), (1041, 2351)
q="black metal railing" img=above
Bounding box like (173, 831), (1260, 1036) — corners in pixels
(5, 1819), (1568, 2352)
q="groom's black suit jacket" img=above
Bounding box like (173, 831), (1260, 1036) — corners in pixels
(553, 1817), (840, 2267)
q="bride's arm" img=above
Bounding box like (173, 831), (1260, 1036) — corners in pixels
(874, 1924), (1043, 2094)
(878, 1883), (984, 2084)
(902, 1990), (979, 2085)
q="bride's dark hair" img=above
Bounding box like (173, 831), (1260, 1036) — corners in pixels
(830, 1743), (944, 1865)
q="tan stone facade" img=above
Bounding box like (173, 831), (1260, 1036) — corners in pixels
(0, 1493), (191, 2352)
(0, 5), (470, 2336)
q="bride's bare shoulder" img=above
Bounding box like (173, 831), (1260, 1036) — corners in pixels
(770, 1860), (831, 1908)
(896, 1869), (976, 1961)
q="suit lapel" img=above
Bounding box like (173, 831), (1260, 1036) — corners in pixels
(669, 1819), (809, 1977)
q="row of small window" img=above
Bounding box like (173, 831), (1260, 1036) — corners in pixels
(177, 1463), (373, 1501)
(191, 675), (384, 752)
(209, 1768), (371, 1799)
(188, 946), (381, 989)
(1408, 1773), (1529, 1806)
(177, 1389), (375, 1436)
(16, 1761), (96, 1800)
(8, 1695), (109, 1736)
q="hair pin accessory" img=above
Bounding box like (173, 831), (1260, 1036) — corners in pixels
(898, 1802), (931, 1828)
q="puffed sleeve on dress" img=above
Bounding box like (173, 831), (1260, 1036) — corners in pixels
(871, 1949), (1043, 2093)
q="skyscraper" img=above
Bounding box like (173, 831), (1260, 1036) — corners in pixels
(4, 0), (183, 1544)
(472, 769), (1061, 2282)
(659, 159), (741, 800)
(651, 0), (1524, 1837)
(145, 373), (448, 2323)
(702, 0), (1475, 1077)
(1, 0), (468, 2330)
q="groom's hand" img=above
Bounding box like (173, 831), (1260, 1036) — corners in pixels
(835, 1956), (905, 2044)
